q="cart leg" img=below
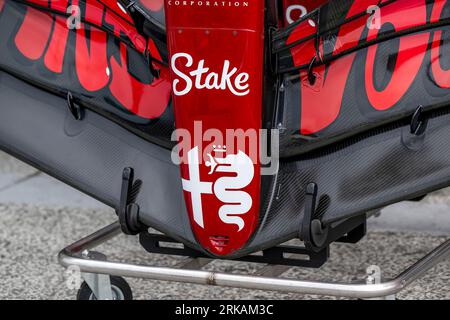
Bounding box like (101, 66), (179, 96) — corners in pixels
(365, 265), (396, 300)
(82, 272), (113, 300)
(80, 251), (113, 300)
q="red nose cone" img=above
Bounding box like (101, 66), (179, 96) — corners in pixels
(165, 1), (265, 256)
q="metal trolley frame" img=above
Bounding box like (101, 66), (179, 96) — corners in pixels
(58, 221), (450, 300)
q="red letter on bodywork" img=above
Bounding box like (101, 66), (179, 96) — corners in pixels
(15, 3), (52, 60)
(109, 43), (171, 119)
(365, 0), (428, 110)
(76, 26), (109, 91)
(73, 0), (109, 91)
(44, 0), (70, 73)
(293, 0), (376, 134)
(431, 0), (450, 89)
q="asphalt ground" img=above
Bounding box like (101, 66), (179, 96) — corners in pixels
(0, 151), (448, 300)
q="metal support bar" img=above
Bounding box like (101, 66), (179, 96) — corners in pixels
(59, 222), (450, 299)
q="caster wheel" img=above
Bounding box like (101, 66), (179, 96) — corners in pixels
(76, 276), (133, 300)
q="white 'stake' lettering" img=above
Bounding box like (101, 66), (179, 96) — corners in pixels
(171, 53), (250, 97)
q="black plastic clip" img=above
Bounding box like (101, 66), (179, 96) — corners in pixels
(410, 105), (428, 136)
(301, 183), (367, 252)
(402, 105), (428, 150)
(67, 92), (83, 121)
(117, 167), (145, 235)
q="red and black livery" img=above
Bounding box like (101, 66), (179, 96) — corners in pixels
(0, 0), (449, 261)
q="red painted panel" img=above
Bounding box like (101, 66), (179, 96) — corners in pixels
(291, 0), (374, 134)
(365, 0), (428, 110)
(110, 43), (172, 118)
(140, 0), (164, 11)
(15, 7), (52, 60)
(165, 1), (265, 256)
(44, 0), (71, 73)
(431, 0), (450, 89)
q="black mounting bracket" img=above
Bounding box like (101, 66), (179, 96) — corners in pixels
(139, 232), (329, 268)
(66, 92), (83, 121)
(402, 105), (429, 151)
(410, 105), (428, 136)
(301, 183), (367, 252)
(116, 167), (145, 235)
(137, 181), (367, 268)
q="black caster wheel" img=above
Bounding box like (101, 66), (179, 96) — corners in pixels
(76, 276), (133, 300)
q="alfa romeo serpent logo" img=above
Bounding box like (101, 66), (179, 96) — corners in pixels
(182, 146), (254, 232)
